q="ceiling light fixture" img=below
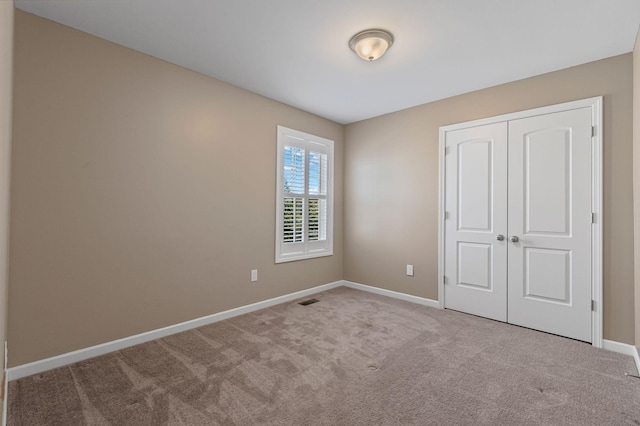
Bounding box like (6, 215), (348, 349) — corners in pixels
(349, 29), (394, 62)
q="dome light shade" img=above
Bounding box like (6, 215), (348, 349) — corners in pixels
(349, 29), (394, 61)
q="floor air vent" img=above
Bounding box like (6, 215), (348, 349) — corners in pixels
(298, 298), (320, 306)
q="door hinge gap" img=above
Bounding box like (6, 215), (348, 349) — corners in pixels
(591, 300), (596, 311)
(591, 212), (596, 224)
(443, 276), (447, 285)
(592, 126), (596, 137)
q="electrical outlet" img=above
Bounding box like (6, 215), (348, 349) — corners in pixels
(251, 269), (258, 282)
(406, 264), (414, 276)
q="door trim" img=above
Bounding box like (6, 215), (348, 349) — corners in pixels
(437, 97), (603, 348)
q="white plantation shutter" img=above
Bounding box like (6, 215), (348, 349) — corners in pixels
(308, 150), (328, 242)
(283, 146), (305, 194)
(283, 197), (304, 243)
(276, 126), (334, 263)
(282, 146), (305, 244)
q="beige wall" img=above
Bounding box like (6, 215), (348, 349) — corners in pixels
(8, 11), (344, 366)
(345, 54), (635, 344)
(0, 1), (13, 420)
(634, 28), (640, 347)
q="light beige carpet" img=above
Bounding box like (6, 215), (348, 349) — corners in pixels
(8, 286), (640, 425)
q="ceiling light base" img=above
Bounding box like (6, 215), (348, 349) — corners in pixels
(349, 29), (394, 62)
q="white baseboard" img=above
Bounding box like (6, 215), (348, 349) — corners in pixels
(11, 280), (633, 383)
(342, 280), (440, 309)
(7, 281), (343, 381)
(603, 339), (640, 374)
(2, 341), (7, 426)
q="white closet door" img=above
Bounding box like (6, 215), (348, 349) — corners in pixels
(507, 107), (593, 342)
(444, 122), (508, 322)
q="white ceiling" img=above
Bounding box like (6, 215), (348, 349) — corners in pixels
(13, 0), (640, 124)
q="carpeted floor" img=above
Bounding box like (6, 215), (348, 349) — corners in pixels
(8, 286), (640, 425)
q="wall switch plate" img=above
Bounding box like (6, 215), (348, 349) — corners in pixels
(251, 269), (258, 282)
(406, 264), (414, 276)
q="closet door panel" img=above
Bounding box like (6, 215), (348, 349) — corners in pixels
(444, 122), (508, 322)
(507, 107), (592, 342)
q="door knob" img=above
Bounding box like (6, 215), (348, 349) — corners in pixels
(510, 236), (519, 243)
(496, 234), (504, 241)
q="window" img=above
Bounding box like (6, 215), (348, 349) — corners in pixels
(276, 126), (334, 263)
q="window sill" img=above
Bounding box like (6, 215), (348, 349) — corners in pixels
(275, 250), (333, 264)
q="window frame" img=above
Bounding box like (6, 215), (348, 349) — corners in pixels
(275, 126), (334, 263)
